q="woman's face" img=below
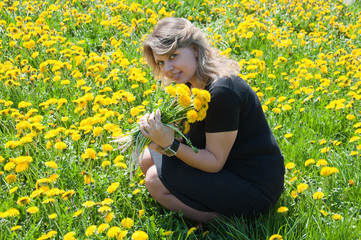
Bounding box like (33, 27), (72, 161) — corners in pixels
(153, 46), (199, 87)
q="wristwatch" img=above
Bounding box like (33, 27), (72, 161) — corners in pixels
(161, 139), (180, 157)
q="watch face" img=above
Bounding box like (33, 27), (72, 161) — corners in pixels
(161, 148), (176, 156)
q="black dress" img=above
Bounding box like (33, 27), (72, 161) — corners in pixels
(152, 75), (285, 218)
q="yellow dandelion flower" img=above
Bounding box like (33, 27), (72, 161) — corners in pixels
(186, 227), (197, 237)
(349, 136), (360, 143)
(81, 148), (97, 159)
(269, 234), (283, 240)
(284, 133), (293, 139)
(5, 174), (17, 183)
(349, 151), (358, 156)
(121, 218), (134, 229)
(49, 213), (57, 219)
(107, 182), (120, 193)
(176, 84), (191, 96)
(282, 104), (292, 111)
(82, 201), (96, 208)
(332, 214), (343, 220)
(107, 226), (122, 238)
(349, 179), (355, 186)
(41, 230), (57, 239)
(17, 196), (31, 205)
(200, 89), (211, 102)
(72, 133), (81, 141)
(316, 159), (328, 166)
(42, 198), (55, 204)
(15, 162), (29, 173)
(272, 108), (281, 113)
(183, 121), (190, 134)
(115, 162), (127, 168)
(320, 147), (331, 153)
(18, 101), (32, 108)
(285, 162), (295, 170)
(320, 210), (328, 216)
(46, 141), (52, 149)
(102, 144), (113, 152)
(197, 108), (207, 121)
(105, 212), (114, 223)
(297, 183), (308, 193)
(313, 192), (324, 200)
(101, 198), (114, 206)
(4, 162), (16, 171)
(98, 206), (111, 213)
(114, 155), (124, 163)
(179, 94), (192, 107)
(268, 74), (276, 79)
(193, 97), (203, 110)
(165, 86), (177, 96)
(85, 225), (97, 236)
(62, 190), (76, 200)
(164, 231), (173, 236)
(23, 40), (35, 49)
(304, 159), (315, 167)
(93, 127), (103, 136)
(26, 206), (39, 214)
(54, 142), (67, 150)
(118, 230), (128, 239)
(11, 225), (22, 231)
(45, 161), (58, 169)
(132, 189), (141, 195)
(9, 186), (18, 194)
(346, 114), (355, 121)
(64, 232), (76, 240)
(5, 208), (20, 217)
(98, 223), (110, 233)
(320, 167), (339, 176)
(31, 52), (39, 58)
(101, 161), (111, 167)
(131, 230), (148, 240)
(138, 209), (145, 217)
(187, 110), (198, 123)
(289, 176), (297, 182)
(277, 206), (289, 214)
(73, 209), (84, 217)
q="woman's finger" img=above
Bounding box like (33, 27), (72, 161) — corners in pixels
(140, 124), (150, 136)
(155, 109), (161, 123)
(138, 113), (149, 124)
(148, 111), (157, 127)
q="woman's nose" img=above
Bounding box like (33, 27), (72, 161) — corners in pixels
(164, 61), (174, 72)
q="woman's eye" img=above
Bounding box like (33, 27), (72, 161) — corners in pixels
(157, 61), (164, 65)
(170, 54), (177, 59)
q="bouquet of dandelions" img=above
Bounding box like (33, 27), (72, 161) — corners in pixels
(113, 83), (211, 177)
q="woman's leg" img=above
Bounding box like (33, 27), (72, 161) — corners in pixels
(145, 165), (219, 223)
(138, 148), (155, 174)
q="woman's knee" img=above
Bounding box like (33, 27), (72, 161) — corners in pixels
(138, 148), (154, 174)
(145, 166), (167, 196)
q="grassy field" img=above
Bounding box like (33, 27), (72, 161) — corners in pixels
(1, 0), (361, 239)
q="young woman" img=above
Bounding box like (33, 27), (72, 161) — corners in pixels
(138, 17), (285, 223)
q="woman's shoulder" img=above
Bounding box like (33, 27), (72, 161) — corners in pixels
(208, 75), (251, 93)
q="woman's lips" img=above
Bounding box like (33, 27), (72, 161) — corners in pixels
(172, 72), (181, 80)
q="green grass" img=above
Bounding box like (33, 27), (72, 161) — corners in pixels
(0, 0), (361, 239)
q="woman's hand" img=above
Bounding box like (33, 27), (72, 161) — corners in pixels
(139, 109), (175, 149)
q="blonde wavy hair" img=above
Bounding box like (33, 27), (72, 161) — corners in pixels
(143, 17), (240, 86)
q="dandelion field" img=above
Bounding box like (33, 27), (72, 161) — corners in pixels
(1, 0), (361, 239)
